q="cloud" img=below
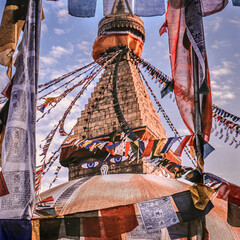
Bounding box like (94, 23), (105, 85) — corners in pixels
(206, 16), (222, 32)
(41, 23), (48, 35)
(211, 40), (230, 49)
(77, 41), (92, 56)
(228, 18), (240, 26)
(211, 80), (236, 105)
(54, 28), (65, 35)
(210, 61), (234, 79)
(50, 44), (74, 58)
(40, 56), (57, 66)
(57, 9), (69, 23)
(40, 43), (74, 66)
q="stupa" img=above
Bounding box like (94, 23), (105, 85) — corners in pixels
(59, 0), (181, 180)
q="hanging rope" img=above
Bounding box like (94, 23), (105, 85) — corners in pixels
(138, 67), (197, 167)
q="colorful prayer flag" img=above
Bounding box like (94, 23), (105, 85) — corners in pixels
(0, 0), (42, 219)
(172, 190), (214, 222)
(161, 137), (179, 154)
(189, 184), (215, 210)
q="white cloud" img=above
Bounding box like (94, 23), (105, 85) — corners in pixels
(211, 80), (236, 105)
(77, 41), (92, 56)
(41, 23), (48, 35)
(228, 18), (240, 26)
(206, 16), (222, 32)
(54, 28), (65, 35)
(211, 40), (230, 49)
(210, 61), (234, 79)
(57, 9), (69, 23)
(40, 56), (57, 66)
(40, 43), (74, 66)
(50, 44), (74, 58)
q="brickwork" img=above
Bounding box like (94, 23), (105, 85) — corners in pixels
(74, 59), (166, 139)
(68, 159), (143, 181)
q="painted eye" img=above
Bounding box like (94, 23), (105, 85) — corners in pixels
(109, 156), (128, 164)
(80, 161), (100, 169)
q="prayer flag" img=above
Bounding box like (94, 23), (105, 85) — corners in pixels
(163, 2), (212, 143)
(227, 202), (240, 227)
(127, 215), (161, 239)
(64, 217), (81, 237)
(141, 140), (154, 157)
(174, 135), (192, 157)
(35, 207), (56, 217)
(134, 0), (165, 17)
(167, 215), (203, 239)
(40, 218), (63, 239)
(189, 184), (215, 210)
(0, 171), (9, 197)
(68, 0), (97, 17)
(203, 142), (215, 159)
(216, 182), (230, 201)
(137, 196), (179, 232)
(0, 0), (26, 67)
(0, 219), (32, 240)
(200, 0), (228, 16)
(161, 137), (179, 154)
(172, 190), (214, 222)
(37, 196), (54, 203)
(0, 0), (42, 220)
(103, 0), (133, 16)
(82, 216), (101, 237)
(105, 142), (121, 152)
(101, 204), (138, 238)
(232, 0), (240, 6)
(152, 138), (166, 157)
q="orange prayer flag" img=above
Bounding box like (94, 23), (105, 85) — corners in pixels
(101, 204), (138, 238)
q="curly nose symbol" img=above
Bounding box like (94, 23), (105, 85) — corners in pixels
(100, 164), (109, 175)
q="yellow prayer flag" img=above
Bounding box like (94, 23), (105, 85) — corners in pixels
(190, 183), (215, 210)
(153, 138), (166, 156)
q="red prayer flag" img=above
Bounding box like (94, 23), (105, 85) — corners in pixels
(38, 196), (54, 203)
(162, 3), (212, 143)
(101, 204), (138, 238)
(174, 135), (192, 157)
(141, 140), (154, 157)
(125, 142), (130, 157)
(216, 182), (230, 201)
(217, 182), (240, 205)
(0, 171), (9, 197)
(82, 217), (101, 238)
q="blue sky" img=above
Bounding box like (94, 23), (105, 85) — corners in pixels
(0, 0), (240, 191)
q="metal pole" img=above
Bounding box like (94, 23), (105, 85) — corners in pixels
(192, 49), (204, 164)
(192, 48), (206, 240)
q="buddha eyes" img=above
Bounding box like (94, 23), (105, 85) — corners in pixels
(109, 156), (128, 164)
(78, 156), (128, 169)
(80, 161), (100, 169)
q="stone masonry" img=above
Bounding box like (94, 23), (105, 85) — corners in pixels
(74, 59), (166, 140)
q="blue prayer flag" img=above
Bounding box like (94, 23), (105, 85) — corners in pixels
(68, 0), (97, 17)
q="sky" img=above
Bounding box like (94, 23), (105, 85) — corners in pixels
(0, 0), (240, 192)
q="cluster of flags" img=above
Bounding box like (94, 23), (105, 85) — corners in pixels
(61, 136), (182, 159)
(67, 0), (166, 18)
(212, 106), (240, 148)
(33, 173), (240, 239)
(138, 69), (195, 164)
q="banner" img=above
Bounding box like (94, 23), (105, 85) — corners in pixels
(0, 0), (42, 219)
(137, 196), (179, 232)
